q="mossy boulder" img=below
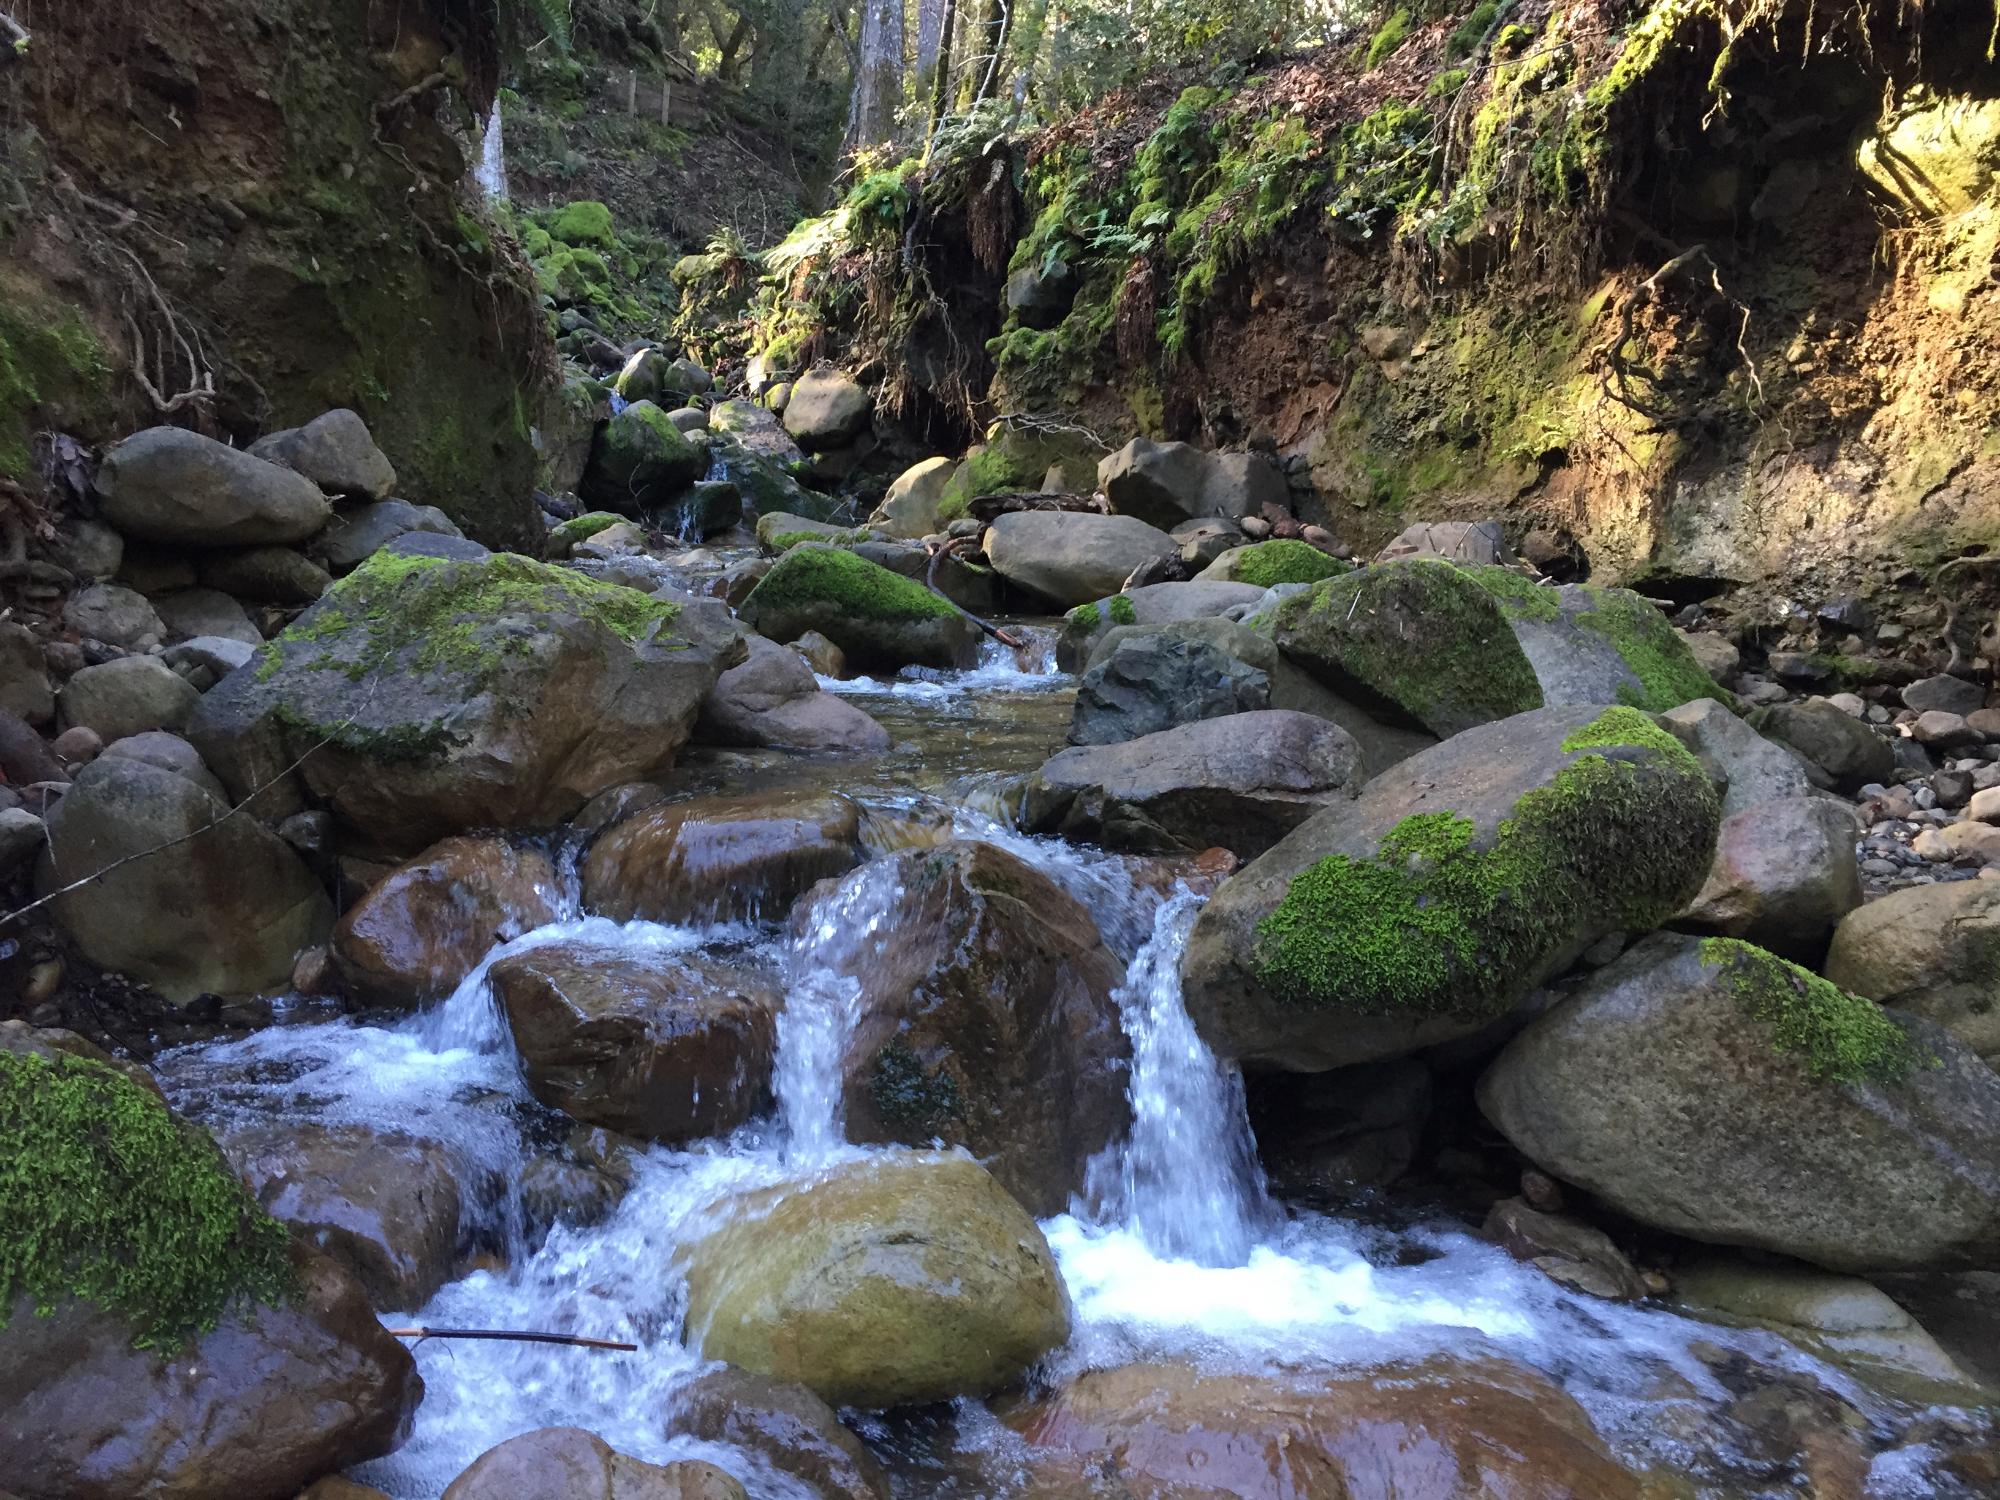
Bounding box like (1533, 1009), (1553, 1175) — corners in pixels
(1181, 706), (1721, 1070)
(677, 1152), (1070, 1409)
(1055, 580), (1268, 671)
(0, 1028), (419, 1495)
(739, 544), (980, 672)
(755, 512), (867, 552)
(937, 424), (1103, 521)
(548, 199), (617, 249)
(187, 549), (744, 853)
(1825, 881), (2000, 1068)
(1464, 567), (1730, 712)
(1268, 560), (1543, 738)
(545, 510), (628, 559)
(580, 400), (705, 515)
(1197, 539), (1349, 588)
(1478, 932), (2000, 1272)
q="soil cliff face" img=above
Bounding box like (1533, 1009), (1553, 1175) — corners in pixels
(0, 0), (551, 547)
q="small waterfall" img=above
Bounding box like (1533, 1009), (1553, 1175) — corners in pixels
(773, 859), (907, 1162)
(474, 100), (507, 200)
(1083, 887), (1272, 1265)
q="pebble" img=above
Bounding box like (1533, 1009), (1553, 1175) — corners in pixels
(50, 726), (103, 763)
(1969, 786), (2000, 824)
(1861, 857), (1900, 876)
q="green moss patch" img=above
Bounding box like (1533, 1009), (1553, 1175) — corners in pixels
(1464, 564), (1563, 623)
(1254, 716), (1716, 1017)
(744, 545), (958, 623)
(869, 1039), (962, 1132)
(1699, 938), (1918, 1085)
(0, 1049), (293, 1349)
(0, 291), (110, 478)
(547, 511), (627, 552)
(1107, 593), (1138, 625)
(1068, 601), (1102, 630)
(1575, 586), (1725, 710)
(1230, 540), (1347, 589)
(549, 199), (616, 248)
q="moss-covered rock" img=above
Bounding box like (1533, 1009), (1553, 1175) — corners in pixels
(1268, 559), (1544, 737)
(580, 399), (704, 515)
(754, 512), (868, 552)
(1199, 539), (1349, 588)
(1478, 930), (2000, 1272)
(677, 1152), (1070, 1408)
(548, 199), (617, 249)
(187, 548), (743, 852)
(1182, 705), (1720, 1069)
(739, 544), (980, 671)
(937, 425), (1103, 522)
(545, 510), (628, 558)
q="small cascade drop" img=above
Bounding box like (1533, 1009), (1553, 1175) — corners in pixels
(1083, 886), (1272, 1264)
(474, 100), (507, 200)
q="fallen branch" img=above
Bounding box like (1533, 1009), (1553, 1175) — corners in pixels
(0, 12), (28, 59)
(384, 1325), (637, 1351)
(926, 536), (1023, 649)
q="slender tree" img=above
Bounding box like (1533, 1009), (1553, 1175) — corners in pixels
(844, 0), (904, 153)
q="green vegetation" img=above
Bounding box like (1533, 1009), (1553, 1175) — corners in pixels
(869, 1040), (962, 1131)
(547, 511), (627, 552)
(1068, 601), (1102, 630)
(745, 545), (959, 622)
(1254, 708), (1717, 1015)
(1107, 593), (1138, 625)
(1699, 938), (1919, 1084)
(0, 1048), (293, 1350)
(1365, 8), (1413, 68)
(1447, 1), (1501, 58)
(1575, 586), (1727, 710)
(549, 199), (616, 248)
(0, 293), (109, 478)
(1229, 539), (1346, 588)
(1464, 563), (1562, 622)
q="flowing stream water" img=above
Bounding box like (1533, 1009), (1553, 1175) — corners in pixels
(155, 610), (1978, 1498)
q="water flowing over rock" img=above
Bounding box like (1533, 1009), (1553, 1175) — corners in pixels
(1825, 880), (2000, 1065)
(676, 1152), (1070, 1409)
(695, 634), (891, 753)
(95, 427), (334, 547)
(982, 511), (1180, 608)
(811, 840), (1129, 1215)
(440, 1428), (747, 1500)
(665, 1367), (887, 1500)
(189, 549), (743, 852)
(1182, 706), (1720, 1070)
(1479, 932), (2000, 1271)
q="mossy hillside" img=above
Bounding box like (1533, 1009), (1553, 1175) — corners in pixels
(1698, 938), (1920, 1086)
(0, 1047), (293, 1350)
(0, 281), (112, 480)
(1229, 540), (1348, 589)
(1253, 707), (1720, 1018)
(743, 545), (959, 624)
(1271, 559), (1544, 736)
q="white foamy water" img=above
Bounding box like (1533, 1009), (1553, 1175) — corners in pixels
(817, 628), (1063, 700)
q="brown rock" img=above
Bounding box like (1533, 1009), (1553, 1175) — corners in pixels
(442, 1428), (747, 1500)
(332, 837), (560, 1007)
(1485, 1197), (1648, 1301)
(666, 1367), (887, 1500)
(1679, 795), (1863, 963)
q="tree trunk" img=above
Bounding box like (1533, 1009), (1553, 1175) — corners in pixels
(927, 0), (958, 140)
(844, 0), (904, 156)
(961, 0), (1006, 108)
(916, 0), (946, 80)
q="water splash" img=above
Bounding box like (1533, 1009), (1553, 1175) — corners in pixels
(473, 100), (506, 200)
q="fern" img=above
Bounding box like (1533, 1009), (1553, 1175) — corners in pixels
(508, 0), (573, 53)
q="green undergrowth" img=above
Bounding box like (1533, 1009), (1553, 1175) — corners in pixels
(1699, 938), (1919, 1085)
(0, 292), (110, 479)
(0, 1048), (294, 1349)
(745, 545), (959, 622)
(509, 196), (682, 339)
(1229, 539), (1347, 588)
(1253, 706), (1717, 1016)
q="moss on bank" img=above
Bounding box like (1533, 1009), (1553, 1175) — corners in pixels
(0, 289), (110, 479)
(1253, 707), (1717, 1017)
(0, 1048), (293, 1349)
(1699, 938), (1919, 1085)
(743, 545), (959, 623)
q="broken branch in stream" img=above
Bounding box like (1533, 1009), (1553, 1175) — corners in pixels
(926, 536), (1023, 649)
(385, 1326), (638, 1351)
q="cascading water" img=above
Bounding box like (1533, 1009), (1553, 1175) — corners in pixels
(473, 100), (507, 200)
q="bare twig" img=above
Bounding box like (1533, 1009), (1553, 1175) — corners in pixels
(385, 1326), (638, 1351)
(926, 536), (1023, 648)
(0, 11), (28, 58)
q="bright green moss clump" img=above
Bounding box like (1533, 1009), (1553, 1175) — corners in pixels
(1699, 938), (1918, 1085)
(1107, 593), (1138, 626)
(745, 545), (958, 623)
(1576, 587), (1725, 710)
(1254, 708), (1717, 1017)
(1230, 539), (1347, 589)
(547, 511), (627, 553)
(1366, 8), (1412, 67)
(1463, 564), (1562, 623)
(549, 199), (616, 248)
(0, 1048), (293, 1349)
(1068, 601), (1102, 630)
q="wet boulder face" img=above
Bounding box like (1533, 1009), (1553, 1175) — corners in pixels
(582, 790), (862, 925)
(331, 837), (562, 1007)
(95, 426), (334, 547)
(188, 550), (743, 853)
(1464, 568), (1731, 712)
(0, 1032), (421, 1496)
(818, 842), (1129, 1215)
(1055, 580), (1267, 670)
(1268, 560), (1544, 738)
(738, 544), (980, 672)
(581, 400), (706, 514)
(1478, 932), (2000, 1272)
(1182, 707), (1721, 1071)
(1024, 709), (1364, 859)
(677, 1152), (1071, 1409)
(37, 756), (333, 1004)
(249, 409), (397, 501)
(1825, 881), (2000, 1066)
(1679, 795), (1863, 963)
(667, 1367), (888, 1500)
(695, 634), (891, 754)
(489, 943), (778, 1142)
(982, 511), (1181, 609)
(1008, 1357), (1645, 1500)
(441, 1428), (747, 1500)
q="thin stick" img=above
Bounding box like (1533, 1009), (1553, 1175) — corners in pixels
(385, 1325), (637, 1351)
(927, 536), (1023, 648)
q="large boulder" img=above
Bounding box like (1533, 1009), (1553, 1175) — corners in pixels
(249, 409), (397, 500)
(580, 400), (705, 514)
(582, 790), (862, 925)
(1466, 568), (1730, 712)
(1478, 932), (2000, 1271)
(1096, 438), (1287, 531)
(221, 1122), (465, 1310)
(1008, 1357), (1644, 1500)
(95, 426), (333, 547)
(1071, 619), (1270, 747)
(441, 1429), (746, 1500)
(188, 549), (742, 853)
(489, 942), (778, 1141)
(870, 456), (955, 539)
(677, 1152), (1070, 1409)
(813, 843), (1129, 1215)
(1055, 580), (1266, 670)
(983, 511), (1179, 609)
(695, 634), (891, 754)
(1745, 699), (1895, 792)
(1268, 560), (1543, 738)
(1023, 709), (1363, 858)
(331, 837), (561, 1007)
(1659, 696), (1812, 816)
(1193, 538), (1346, 588)
(1825, 881), (2000, 1067)
(1679, 795), (1863, 962)
(781, 369), (873, 452)
(37, 757), (332, 1003)
(317, 499), (463, 574)
(737, 544), (979, 672)
(1182, 706), (1720, 1071)
(0, 1031), (421, 1496)
(666, 1367), (887, 1500)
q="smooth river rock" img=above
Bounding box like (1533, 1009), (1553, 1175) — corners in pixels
(96, 425), (333, 547)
